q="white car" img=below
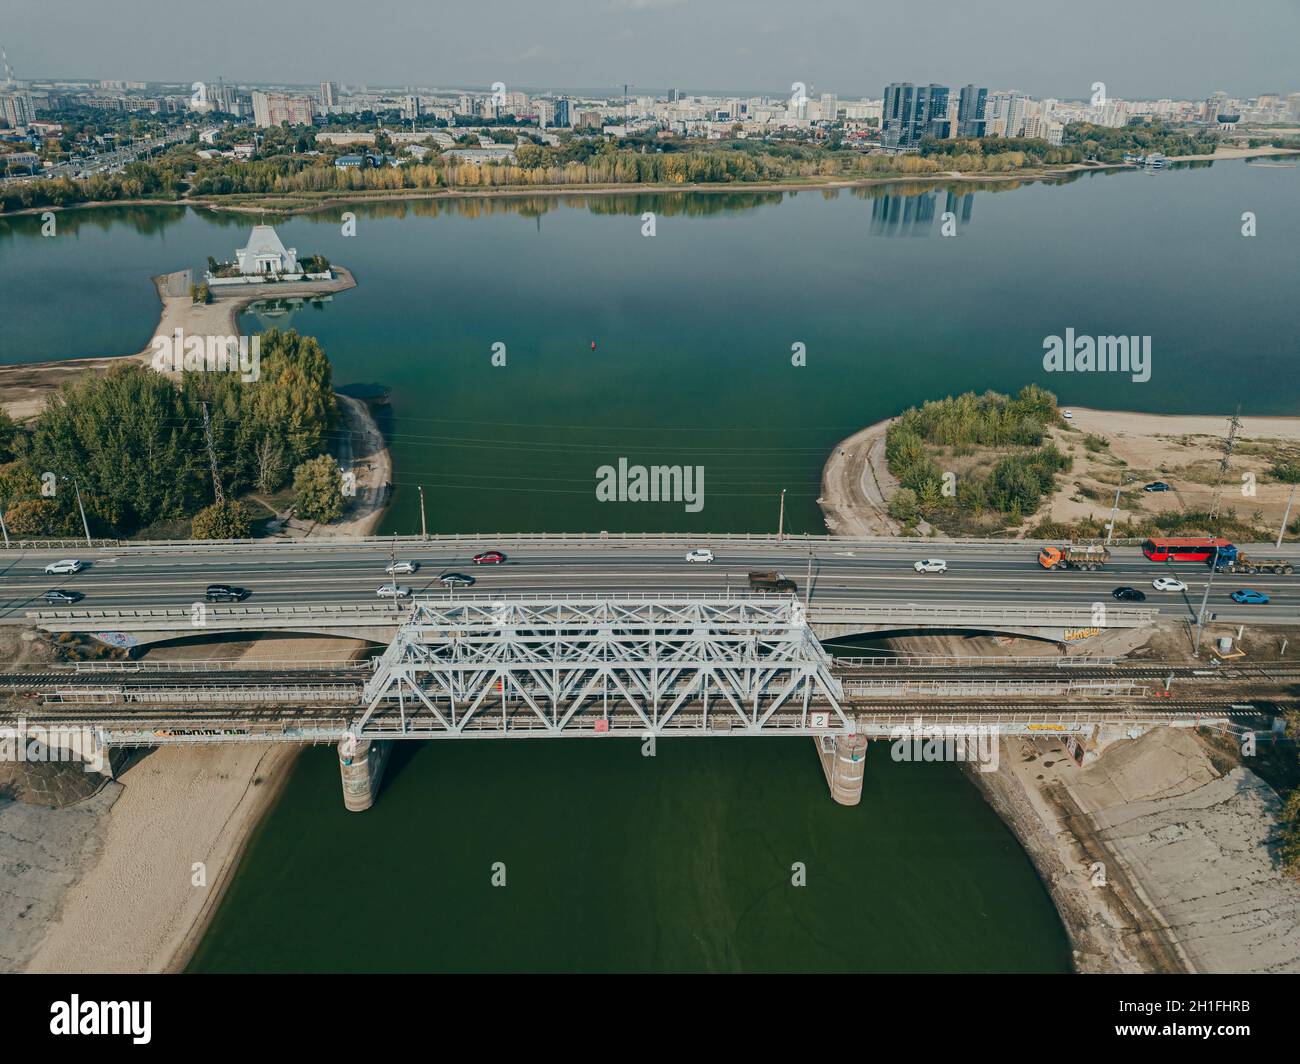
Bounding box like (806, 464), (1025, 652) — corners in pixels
(376, 584), (411, 598)
(44, 559), (83, 575)
(914, 559), (948, 573)
(1062, 410), (1074, 420)
(385, 560), (419, 575)
(1152, 577), (1187, 592)
(685, 549), (714, 564)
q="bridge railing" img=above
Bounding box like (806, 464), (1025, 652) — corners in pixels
(844, 679), (1149, 697)
(6, 531), (1300, 554)
(833, 655), (1117, 668)
(25, 595), (1157, 628)
(68, 658), (374, 673)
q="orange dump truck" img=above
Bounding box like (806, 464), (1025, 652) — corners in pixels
(1038, 545), (1111, 571)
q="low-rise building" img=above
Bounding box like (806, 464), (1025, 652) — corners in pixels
(235, 224), (299, 276)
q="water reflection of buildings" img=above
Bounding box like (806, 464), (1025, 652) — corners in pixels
(870, 190), (975, 236)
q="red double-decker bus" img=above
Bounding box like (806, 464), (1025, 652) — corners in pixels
(1141, 537), (1236, 563)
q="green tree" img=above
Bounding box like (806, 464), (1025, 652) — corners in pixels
(191, 499), (254, 539)
(292, 454), (344, 522)
(0, 409), (18, 462)
(888, 487), (919, 523)
(29, 363), (206, 533)
(0, 460), (40, 508)
(5, 497), (59, 536)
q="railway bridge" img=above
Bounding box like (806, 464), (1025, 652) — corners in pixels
(3, 595), (1285, 811)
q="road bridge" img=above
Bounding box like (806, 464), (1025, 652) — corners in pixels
(5, 535), (1297, 649)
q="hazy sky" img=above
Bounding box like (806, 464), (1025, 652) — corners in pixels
(8, 0), (1299, 99)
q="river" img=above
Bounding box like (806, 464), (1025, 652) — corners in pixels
(4, 159), (1296, 971)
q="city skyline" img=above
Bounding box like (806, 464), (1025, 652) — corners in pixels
(8, 0), (1300, 100)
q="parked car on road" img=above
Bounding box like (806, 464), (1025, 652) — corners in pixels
(44, 559), (84, 575)
(685, 549), (714, 563)
(913, 559), (948, 573)
(376, 584), (411, 598)
(43, 589), (83, 605)
(1112, 586), (1147, 602)
(1152, 577), (1187, 592)
(1231, 589), (1270, 605)
(472, 551), (507, 565)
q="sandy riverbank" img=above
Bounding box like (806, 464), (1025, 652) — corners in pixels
(19, 635), (372, 974)
(969, 728), (1300, 972)
(819, 416), (905, 537)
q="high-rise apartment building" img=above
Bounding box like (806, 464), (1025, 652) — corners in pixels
(956, 84), (987, 138)
(881, 83), (949, 148)
(251, 91), (315, 128)
(0, 87), (34, 127)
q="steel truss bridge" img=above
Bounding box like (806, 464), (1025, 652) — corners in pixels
(357, 596), (850, 739)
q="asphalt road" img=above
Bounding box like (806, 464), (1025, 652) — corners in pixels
(4, 539), (1300, 625)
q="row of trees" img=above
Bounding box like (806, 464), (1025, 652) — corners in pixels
(0, 330), (340, 538)
(0, 157), (190, 213)
(1063, 121), (1219, 163)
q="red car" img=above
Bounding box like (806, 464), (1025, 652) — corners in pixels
(472, 550), (507, 565)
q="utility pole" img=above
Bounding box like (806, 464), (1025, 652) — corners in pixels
(1193, 546), (1222, 655)
(1277, 482), (1297, 549)
(200, 401), (225, 506)
(777, 488), (786, 542)
(418, 485), (428, 539)
(0, 508), (8, 549)
(1208, 407), (1243, 523)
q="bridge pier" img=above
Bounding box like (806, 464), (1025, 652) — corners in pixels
(815, 732), (868, 806)
(338, 737), (391, 812)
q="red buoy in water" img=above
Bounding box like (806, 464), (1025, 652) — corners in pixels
(591, 341), (597, 351)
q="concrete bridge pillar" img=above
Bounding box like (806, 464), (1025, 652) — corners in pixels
(815, 731), (868, 806)
(338, 737), (391, 813)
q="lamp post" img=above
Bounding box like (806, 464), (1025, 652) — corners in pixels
(1278, 483), (1297, 549)
(1193, 546), (1221, 656)
(1105, 474), (1132, 547)
(61, 475), (92, 548)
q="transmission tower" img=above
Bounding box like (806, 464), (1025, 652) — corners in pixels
(1208, 406), (1243, 522)
(200, 402), (226, 506)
